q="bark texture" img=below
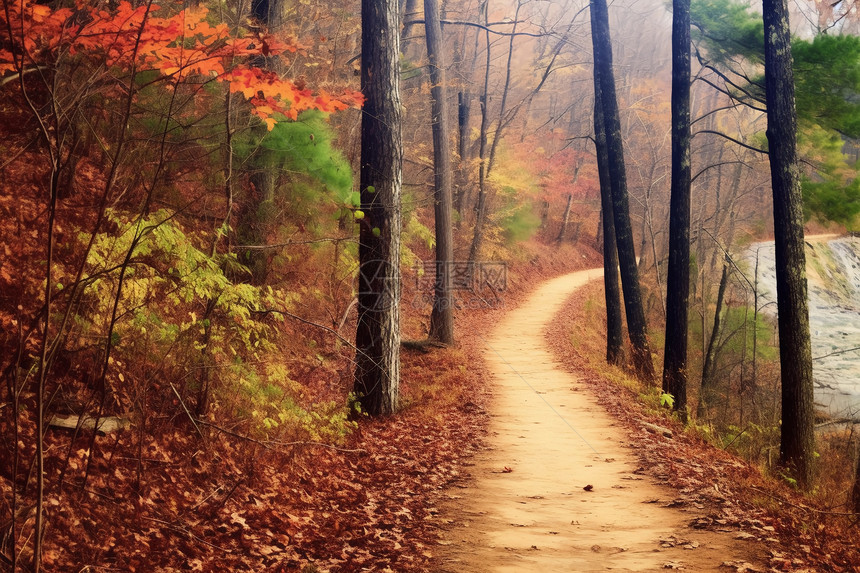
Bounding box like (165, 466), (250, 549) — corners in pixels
(455, 91), (470, 219)
(354, 0), (403, 415)
(557, 194), (573, 243)
(593, 90), (624, 366)
(468, 18), (491, 263)
(590, 0), (655, 382)
(698, 258), (729, 418)
(763, 0), (815, 487)
(425, 0), (455, 344)
(662, 0), (692, 420)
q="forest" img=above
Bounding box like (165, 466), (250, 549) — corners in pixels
(0, 0), (859, 569)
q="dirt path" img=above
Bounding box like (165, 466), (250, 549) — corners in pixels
(437, 269), (765, 572)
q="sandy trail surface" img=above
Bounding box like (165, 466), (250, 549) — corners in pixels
(437, 269), (765, 572)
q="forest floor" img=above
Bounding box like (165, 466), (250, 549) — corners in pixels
(435, 269), (769, 572)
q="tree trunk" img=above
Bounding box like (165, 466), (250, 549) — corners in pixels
(698, 258), (729, 418)
(852, 444), (860, 513)
(763, 0), (815, 488)
(590, 0), (655, 382)
(593, 91), (624, 366)
(455, 91), (470, 221)
(458, 91), (470, 162)
(486, 0), (522, 178)
(400, 0), (420, 56)
(662, 0), (691, 421)
(468, 19), (492, 263)
(424, 0), (454, 345)
(354, 0), (403, 416)
(557, 193), (573, 243)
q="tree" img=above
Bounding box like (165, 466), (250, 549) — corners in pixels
(691, 0), (860, 227)
(354, 0), (403, 415)
(593, 87), (624, 366)
(485, 0), (524, 177)
(698, 256), (730, 417)
(763, 0), (815, 488)
(0, 3), (362, 567)
(691, 0), (855, 485)
(662, 0), (692, 420)
(468, 1), (492, 263)
(589, 0), (656, 382)
(424, 0), (455, 345)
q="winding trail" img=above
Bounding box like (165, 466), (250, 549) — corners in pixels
(437, 269), (764, 572)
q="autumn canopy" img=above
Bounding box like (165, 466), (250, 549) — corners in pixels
(0, 0), (363, 126)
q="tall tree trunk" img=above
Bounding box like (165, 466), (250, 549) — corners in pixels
(455, 91), (471, 220)
(424, 0), (454, 344)
(662, 0), (692, 421)
(763, 0), (815, 488)
(354, 0), (403, 416)
(458, 92), (471, 162)
(590, 0), (655, 382)
(593, 90), (624, 366)
(401, 0), (420, 56)
(468, 14), (491, 263)
(698, 258), (729, 418)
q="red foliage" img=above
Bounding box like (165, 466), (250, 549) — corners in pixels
(0, 0), (362, 127)
(514, 132), (599, 205)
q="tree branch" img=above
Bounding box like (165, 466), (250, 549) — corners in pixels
(231, 236), (357, 251)
(692, 103), (751, 126)
(694, 130), (767, 155)
(691, 160), (754, 184)
(405, 18), (550, 37)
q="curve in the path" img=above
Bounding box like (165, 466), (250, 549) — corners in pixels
(437, 269), (764, 572)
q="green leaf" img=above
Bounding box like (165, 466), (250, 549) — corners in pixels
(659, 392), (675, 409)
(372, 227), (381, 237)
(354, 210), (365, 220)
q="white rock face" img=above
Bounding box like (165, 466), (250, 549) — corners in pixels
(747, 237), (860, 418)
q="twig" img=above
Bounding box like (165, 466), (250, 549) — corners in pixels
(336, 297), (358, 334)
(749, 486), (858, 517)
(194, 419), (270, 446)
(266, 439), (365, 454)
(142, 517), (229, 552)
(253, 307), (361, 354)
(190, 485), (224, 511)
(169, 382), (204, 439)
(691, 160), (753, 185)
(814, 346), (860, 361)
(231, 236), (356, 251)
(194, 419), (365, 453)
(723, 425), (748, 449)
(405, 18), (550, 38)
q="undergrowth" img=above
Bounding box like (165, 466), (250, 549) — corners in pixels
(567, 280), (860, 520)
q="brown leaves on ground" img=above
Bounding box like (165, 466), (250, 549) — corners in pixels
(1, 241), (601, 571)
(545, 279), (860, 572)
(1, 346), (490, 572)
